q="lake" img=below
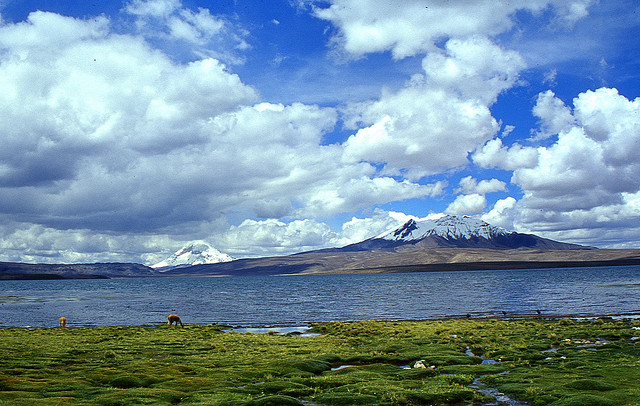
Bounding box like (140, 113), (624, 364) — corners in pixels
(1, 265), (640, 328)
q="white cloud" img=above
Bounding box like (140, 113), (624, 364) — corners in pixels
(501, 125), (516, 137)
(457, 176), (507, 195)
(0, 11), (109, 53)
(0, 222), (175, 264)
(422, 36), (525, 104)
(339, 209), (411, 243)
(341, 87), (500, 179)
(445, 194), (487, 215)
(502, 87), (640, 246)
(0, 10), (462, 262)
(313, 0), (594, 60)
(217, 218), (340, 257)
(338, 32), (528, 180)
(0, 0), (631, 263)
(513, 88), (640, 209)
(299, 177), (444, 218)
(124, 0), (248, 63)
(472, 138), (539, 171)
(482, 197), (517, 230)
(543, 69), (558, 87)
(125, 0), (181, 18)
(551, 0), (595, 27)
(532, 90), (575, 139)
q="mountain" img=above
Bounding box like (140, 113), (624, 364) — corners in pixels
(160, 215), (640, 278)
(151, 241), (232, 271)
(338, 215), (587, 251)
(5, 216), (640, 280)
(0, 262), (157, 280)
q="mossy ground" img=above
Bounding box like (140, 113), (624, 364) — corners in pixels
(1, 317), (640, 405)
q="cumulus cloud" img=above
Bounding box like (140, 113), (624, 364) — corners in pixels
(514, 89), (640, 208)
(341, 35), (527, 179)
(0, 8), (457, 262)
(503, 87), (640, 246)
(299, 177), (445, 218)
(445, 194), (487, 215)
(339, 210), (411, 243)
(532, 90), (575, 139)
(0, 0), (624, 263)
(217, 218), (340, 257)
(422, 36), (526, 104)
(482, 197), (517, 230)
(0, 221), (175, 264)
(472, 138), (539, 171)
(313, 0), (595, 60)
(457, 176), (507, 195)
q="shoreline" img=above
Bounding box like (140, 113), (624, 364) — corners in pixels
(3, 311), (640, 330)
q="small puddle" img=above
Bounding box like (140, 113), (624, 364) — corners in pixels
(330, 364), (356, 371)
(223, 326), (321, 337)
(576, 339), (609, 348)
(468, 372), (529, 406)
(464, 348), (527, 405)
(466, 346), (499, 364)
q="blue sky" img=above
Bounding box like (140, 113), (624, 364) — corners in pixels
(0, 0), (639, 264)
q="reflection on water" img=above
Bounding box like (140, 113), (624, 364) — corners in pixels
(1, 265), (640, 327)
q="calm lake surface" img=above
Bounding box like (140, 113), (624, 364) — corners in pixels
(1, 266), (640, 328)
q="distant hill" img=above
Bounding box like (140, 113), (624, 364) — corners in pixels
(161, 247), (640, 278)
(0, 262), (157, 280)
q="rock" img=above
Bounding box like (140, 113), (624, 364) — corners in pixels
(413, 360), (426, 369)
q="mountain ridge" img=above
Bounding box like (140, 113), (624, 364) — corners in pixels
(4, 215), (638, 279)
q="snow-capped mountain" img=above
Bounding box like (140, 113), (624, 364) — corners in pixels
(379, 215), (509, 242)
(340, 214), (587, 251)
(151, 241), (233, 271)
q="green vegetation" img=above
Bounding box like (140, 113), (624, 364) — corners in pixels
(1, 317), (640, 405)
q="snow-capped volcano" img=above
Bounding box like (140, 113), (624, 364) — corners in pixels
(339, 214), (587, 251)
(380, 215), (510, 242)
(151, 241), (233, 270)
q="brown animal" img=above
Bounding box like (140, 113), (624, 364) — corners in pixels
(168, 314), (183, 327)
(59, 317), (66, 328)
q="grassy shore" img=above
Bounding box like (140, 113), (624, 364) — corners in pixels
(1, 317), (639, 405)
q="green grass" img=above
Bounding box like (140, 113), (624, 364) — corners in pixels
(1, 317), (639, 405)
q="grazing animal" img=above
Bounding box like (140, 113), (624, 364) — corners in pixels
(168, 314), (183, 327)
(59, 317), (66, 328)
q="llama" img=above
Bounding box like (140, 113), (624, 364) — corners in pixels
(59, 317), (66, 328)
(167, 314), (183, 327)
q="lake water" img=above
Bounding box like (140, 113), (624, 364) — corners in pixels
(1, 266), (640, 328)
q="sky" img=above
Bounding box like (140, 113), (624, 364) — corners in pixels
(0, 0), (639, 265)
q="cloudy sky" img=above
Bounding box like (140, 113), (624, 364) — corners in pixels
(0, 0), (639, 264)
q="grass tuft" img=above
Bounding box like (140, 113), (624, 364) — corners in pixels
(564, 379), (617, 391)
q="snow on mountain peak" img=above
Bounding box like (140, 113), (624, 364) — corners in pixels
(381, 215), (510, 242)
(151, 241), (233, 270)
